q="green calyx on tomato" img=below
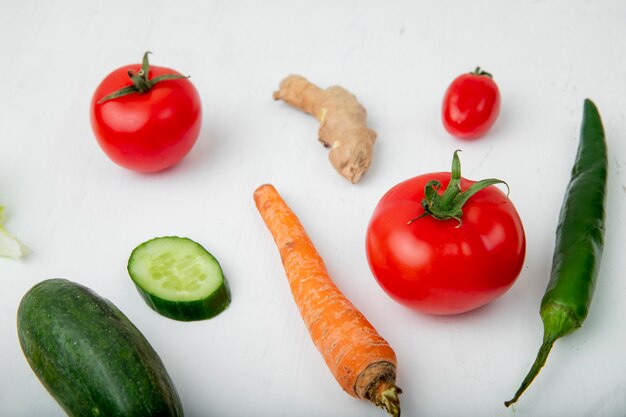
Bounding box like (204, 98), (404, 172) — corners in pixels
(409, 150), (508, 227)
(470, 66), (492, 78)
(97, 52), (188, 104)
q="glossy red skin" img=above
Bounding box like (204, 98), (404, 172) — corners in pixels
(366, 173), (525, 315)
(442, 72), (500, 140)
(90, 64), (202, 172)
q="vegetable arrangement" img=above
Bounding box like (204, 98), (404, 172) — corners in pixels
(505, 99), (607, 406)
(17, 279), (183, 417)
(254, 184), (401, 416)
(10, 49), (612, 416)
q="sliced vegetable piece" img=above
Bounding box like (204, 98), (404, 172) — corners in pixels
(0, 206), (28, 259)
(128, 236), (230, 321)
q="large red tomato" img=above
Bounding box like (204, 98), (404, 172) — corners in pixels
(90, 52), (202, 172)
(366, 152), (525, 315)
(442, 67), (500, 140)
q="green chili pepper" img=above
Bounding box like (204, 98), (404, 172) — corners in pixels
(505, 99), (607, 407)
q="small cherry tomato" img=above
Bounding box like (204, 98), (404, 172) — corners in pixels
(442, 67), (500, 140)
(366, 151), (525, 315)
(90, 52), (202, 172)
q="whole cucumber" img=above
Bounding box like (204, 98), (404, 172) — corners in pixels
(17, 278), (184, 417)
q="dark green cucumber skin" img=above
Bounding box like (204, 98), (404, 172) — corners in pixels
(135, 277), (231, 321)
(17, 279), (184, 417)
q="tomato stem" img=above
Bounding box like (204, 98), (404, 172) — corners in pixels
(128, 70), (151, 93)
(97, 52), (189, 104)
(407, 150), (508, 227)
(471, 66), (493, 78)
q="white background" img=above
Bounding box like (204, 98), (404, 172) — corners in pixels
(1, 1), (625, 416)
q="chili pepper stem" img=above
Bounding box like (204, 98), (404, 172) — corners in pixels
(505, 302), (581, 407)
(504, 338), (555, 407)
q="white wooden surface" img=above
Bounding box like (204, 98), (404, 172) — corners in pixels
(1, 1), (625, 416)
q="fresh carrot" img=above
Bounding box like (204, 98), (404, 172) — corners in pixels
(254, 184), (401, 416)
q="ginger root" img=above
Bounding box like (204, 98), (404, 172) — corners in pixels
(273, 75), (377, 184)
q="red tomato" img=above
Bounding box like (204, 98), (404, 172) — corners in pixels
(442, 67), (500, 140)
(90, 53), (202, 172)
(366, 153), (525, 315)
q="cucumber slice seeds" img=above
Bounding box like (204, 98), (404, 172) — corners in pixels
(128, 236), (231, 321)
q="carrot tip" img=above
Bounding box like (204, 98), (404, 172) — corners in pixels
(375, 385), (402, 417)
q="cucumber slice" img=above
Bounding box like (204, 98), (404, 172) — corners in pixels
(128, 236), (231, 321)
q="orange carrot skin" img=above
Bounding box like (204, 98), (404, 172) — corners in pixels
(254, 184), (397, 398)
